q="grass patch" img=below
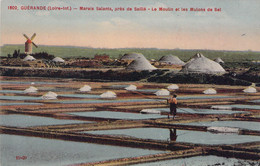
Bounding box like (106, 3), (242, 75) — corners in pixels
(1, 45), (260, 62)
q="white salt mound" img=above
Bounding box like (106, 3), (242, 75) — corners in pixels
(167, 84), (179, 90)
(181, 53), (225, 74)
(24, 86), (38, 93)
(79, 85), (92, 92)
(155, 89), (170, 96)
(159, 55), (185, 65)
(126, 56), (157, 71)
(243, 86), (257, 93)
(100, 91), (117, 99)
(52, 57), (65, 63)
(140, 109), (161, 114)
(207, 127), (239, 134)
(125, 85), (137, 91)
(23, 55), (36, 61)
(203, 88), (217, 94)
(42, 91), (58, 100)
(214, 57), (224, 64)
(121, 53), (145, 61)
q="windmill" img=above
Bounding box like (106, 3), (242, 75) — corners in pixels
(23, 33), (38, 54)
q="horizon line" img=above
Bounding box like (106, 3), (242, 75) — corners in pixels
(1, 43), (259, 53)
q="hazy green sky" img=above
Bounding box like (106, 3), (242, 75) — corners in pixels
(1, 0), (260, 51)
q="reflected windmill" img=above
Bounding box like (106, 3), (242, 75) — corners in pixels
(23, 33), (38, 54)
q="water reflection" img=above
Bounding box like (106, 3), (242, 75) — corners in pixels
(169, 128), (177, 142)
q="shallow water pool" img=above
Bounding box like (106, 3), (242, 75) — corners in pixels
(84, 128), (260, 145)
(59, 94), (100, 99)
(110, 85), (128, 89)
(134, 155), (260, 166)
(68, 111), (163, 120)
(0, 95), (41, 101)
(0, 134), (163, 166)
(0, 102), (43, 106)
(136, 89), (158, 93)
(155, 108), (247, 115)
(213, 104), (260, 110)
(57, 98), (160, 104)
(0, 114), (88, 127)
(180, 121), (260, 131)
(0, 90), (25, 94)
(178, 95), (237, 100)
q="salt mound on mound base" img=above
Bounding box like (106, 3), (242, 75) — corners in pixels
(79, 85), (92, 92)
(126, 56), (157, 71)
(24, 86), (38, 93)
(42, 91), (58, 100)
(53, 57), (65, 63)
(100, 91), (117, 99)
(167, 84), (179, 90)
(203, 88), (217, 94)
(121, 53), (145, 61)
(125, 85), (137, 91)
(159, 55), (185, 65)
(243, 86), (257, 93)
(181, 53), (225, 74)
(23, 55), (36, 61)
(155, 89), (170, 96)
(140, 109), (161, 114)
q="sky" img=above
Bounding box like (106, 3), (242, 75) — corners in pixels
(1, 0), (260, 51)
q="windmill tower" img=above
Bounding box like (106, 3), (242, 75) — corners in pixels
(23, 33), (38, 54)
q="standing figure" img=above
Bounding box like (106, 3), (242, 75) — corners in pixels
(167, 94), (177, 119)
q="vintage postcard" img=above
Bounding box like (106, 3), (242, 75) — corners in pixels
(1, 0), (260, 166)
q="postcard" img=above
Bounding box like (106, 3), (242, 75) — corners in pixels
(1, 0), (260, 166)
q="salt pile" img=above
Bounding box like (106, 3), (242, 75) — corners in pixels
(126, 56), (157, 71)
(42, 91), (58, 100)
(203, 88), (217, 94)
(79, 85), (92, 92)
(181, 53), (226, 74)
(121, 53), (145, 61)
(243, 86), (257, 93)
(24, 86), (38, 93)
(140, 109), (161, 114)
(214, 57), (224, 64)
(207, 127), (239, 134)
(100, 91), (117, 99)
(167, 84), (179, 90)
(125, 85), (137, 91)
(23, 55), (36, 61)
(159, 55), (185, 65)
(155, 89), (170, 96)
(52, 57), (65, 63)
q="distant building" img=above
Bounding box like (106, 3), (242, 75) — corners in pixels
(94, 55), (110, 61)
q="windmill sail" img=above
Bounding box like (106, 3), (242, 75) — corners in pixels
(32, 42), (38, 48)
(31, 33), (36, 40)
(23, 34), (29, 40)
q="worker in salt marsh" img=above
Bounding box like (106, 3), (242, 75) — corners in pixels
(167, 94), (177, 119)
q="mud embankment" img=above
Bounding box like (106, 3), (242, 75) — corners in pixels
(0, 67), (257, 86)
